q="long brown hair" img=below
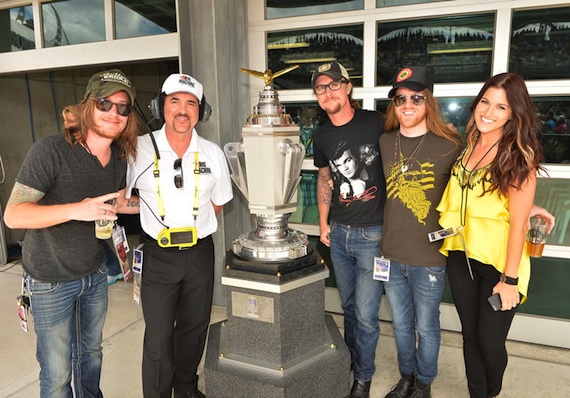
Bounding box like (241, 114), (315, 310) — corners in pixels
(465, 72), (544, 195)
(63, 96), (139, 160)
(384, 88), (461, 145)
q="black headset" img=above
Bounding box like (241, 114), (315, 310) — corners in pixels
(149, 92), (212, 124)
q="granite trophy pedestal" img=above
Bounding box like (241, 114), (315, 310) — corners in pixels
(206, 68), (351, 397)
(204, 249), (351, 398)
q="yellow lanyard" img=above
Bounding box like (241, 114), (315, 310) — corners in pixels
(149, 133), (200, 225)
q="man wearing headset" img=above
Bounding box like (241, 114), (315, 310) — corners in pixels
(125, 73), (233, 398)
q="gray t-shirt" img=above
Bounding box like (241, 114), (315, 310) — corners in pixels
(16, 134), (126, 282)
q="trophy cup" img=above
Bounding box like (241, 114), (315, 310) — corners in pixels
(224, 65), (308, 262)
(204, 67), (350, 397)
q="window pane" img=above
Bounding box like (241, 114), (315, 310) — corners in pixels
(115, 0), (176, 39)
(377, 14), (495, 85)
(268, 25), (364, 89)
(377, 0), (450, 6)
(43, 0), (104, 47)
(266, 0), (363, 19)
(535, 96), (570, 164)
(510, 7), (570, 80)
(534, 178), (570, 246)
(0, 5), (35, 53)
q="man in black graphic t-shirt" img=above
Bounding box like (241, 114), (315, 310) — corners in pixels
(312, 61), (386, 398)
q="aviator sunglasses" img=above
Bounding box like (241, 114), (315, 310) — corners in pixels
(392, 93), (426, 107)
(174, 158), (183, 189)
(93, 98), (132, 116)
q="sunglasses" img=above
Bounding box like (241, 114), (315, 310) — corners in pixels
(392, 94), (426, 107)
(94, 98), (132, 116)
(313, 79), (348, 95)
(174, 158), (183, 189)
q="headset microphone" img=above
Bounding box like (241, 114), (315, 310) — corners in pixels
(149, 93), (212, 124)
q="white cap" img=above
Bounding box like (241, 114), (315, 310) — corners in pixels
(161, 73), (203, 103)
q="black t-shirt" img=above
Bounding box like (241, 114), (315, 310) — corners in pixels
(313, 109), (385, 227)
(16, 135), (126, 282)
(380, 131), (461, 266)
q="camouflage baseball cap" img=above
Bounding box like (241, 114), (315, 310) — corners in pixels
(83, 69), (136, 104)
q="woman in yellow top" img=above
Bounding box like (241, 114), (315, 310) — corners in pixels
(437, 72), (547, 398)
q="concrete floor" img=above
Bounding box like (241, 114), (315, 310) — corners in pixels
(1, 259), (569, 398)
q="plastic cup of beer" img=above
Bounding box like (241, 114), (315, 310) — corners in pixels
(526, 218), (547, 258)
(95, 198), (116, 239)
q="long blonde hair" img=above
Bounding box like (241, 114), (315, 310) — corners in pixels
(384, 88), (461, 145)
(63, 97), (139, 160)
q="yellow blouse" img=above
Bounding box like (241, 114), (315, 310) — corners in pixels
(436, 153), (531, 301)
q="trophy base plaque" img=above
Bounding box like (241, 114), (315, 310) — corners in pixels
(204, 258), (351, 398)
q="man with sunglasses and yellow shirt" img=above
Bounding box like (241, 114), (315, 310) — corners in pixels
(4, 68), (139, 397)
(125, 73), (232, 398)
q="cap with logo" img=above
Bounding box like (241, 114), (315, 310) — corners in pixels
(388, 66), (433, 98)
(84, 69), (136, 105)
(311, 61), (350, 87)
(161, 74), (204, 104)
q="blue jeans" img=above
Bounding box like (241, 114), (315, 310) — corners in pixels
(329, 222), (384, 382)
(26, 265), (108, 398)
(384, 261), (445, 385)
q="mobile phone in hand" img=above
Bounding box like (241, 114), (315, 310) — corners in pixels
(487, 293), (501, 311)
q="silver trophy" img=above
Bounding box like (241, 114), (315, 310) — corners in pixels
(224, 66), (308, 261)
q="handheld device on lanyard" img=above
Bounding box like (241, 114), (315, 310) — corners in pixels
(148, 132), (200, 249)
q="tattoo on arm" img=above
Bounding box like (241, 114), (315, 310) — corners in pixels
(318, 167), (332, 206)
(8, 182), (44, 205)
(126, 199), (139, 208)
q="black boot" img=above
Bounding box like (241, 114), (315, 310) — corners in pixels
(348, 379), (371, 398)
(409, 380), (431, 398)
(384, 373), (414, 398)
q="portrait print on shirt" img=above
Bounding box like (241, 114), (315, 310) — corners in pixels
(329, 140), (379, 206)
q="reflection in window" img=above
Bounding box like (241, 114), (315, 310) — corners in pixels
(535, 96), (570, 164)
(377, 14), (494, 85)
(43, 0), (104, 47)
(268, 25), (364, 89)
(510, 7), (570, 80)
(0, 5), (35, 53)
(115, 0), (176, 39)
(266, 0), (362, 19)
(534, 178), (570, 246)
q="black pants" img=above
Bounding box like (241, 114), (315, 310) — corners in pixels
(447, 251), (518, 398)
(140, 234), (214, 398)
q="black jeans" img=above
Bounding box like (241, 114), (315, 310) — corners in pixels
(140, 234), (215, 398)
(447, 251), (518, 398)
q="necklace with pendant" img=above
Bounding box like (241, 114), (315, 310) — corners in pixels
(394, 131), (427, 174)
(459, 136), (500, 226)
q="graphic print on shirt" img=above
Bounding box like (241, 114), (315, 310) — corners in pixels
(450, 153), (492, 191)
(329, 140), (379, 206)
(384, 155), (435, 225)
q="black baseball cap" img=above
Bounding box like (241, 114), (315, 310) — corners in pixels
(311, 61), (350, 87)
(388, 66), (433, 98)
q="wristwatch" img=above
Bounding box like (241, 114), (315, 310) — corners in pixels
(500, 273), (519, 285)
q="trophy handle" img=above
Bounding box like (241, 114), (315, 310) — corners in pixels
(224, 142), (249, 199)
(279, 139), (306, 204)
